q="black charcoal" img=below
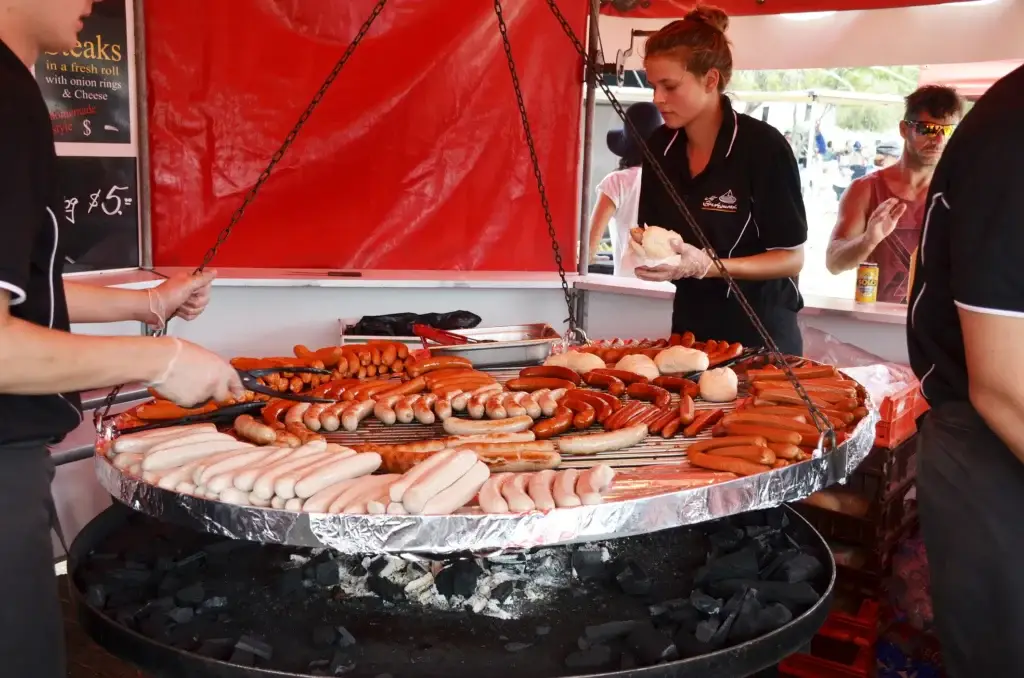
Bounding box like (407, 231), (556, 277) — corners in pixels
(157, 575), (181, 597)
(490, 580), (515, 603)
(108, 568), (151, 585)
(769, 552), (823, 584)
(765, 507), (790, 529)
(708, 526), (746, 555)
(616, 560), (652, 597)
(124, 559), (149, 571)
(336, 626), (357, 648)
(694, 617), (720, 644)
(349, 561), (367, 577)
(113, 604), (144, 629)
(200, 596), (228, 611)
(627, 623), (678, 665)
(308, 659), (330, 676)
(368, 575), (404, 602)
(584, 621), (641, 643)
(564, 644), (613, 669)
(367, 557), (388, 576)
(202, 540), (241, 556)
(690, 591), (722, 616)
(155, 556), (174, 572)
(168, 607), (194, 624)
(175, 583), (205, 606)
(673, 631), (715, 659)
(236, 635), (273, 661)
(505, 642), (532, 652)
(144, 596), (175, 614)
(105, 588), (145, 608)
(709, 589), (753, 647)
(229, 649), (256, 667)
(137, 616), (169, 642)
(535, 625), (551, 636)
(572, 548), (608, 581)
(696, 545), (759, 585)
(620, 650), (639, 670)
(174, 551), (207, 575)
(329, 650), (356, 675)
(755, 603), (794, 634)
(709, 579), (820, 611)
(85, 584), (107, 609)
(277, 568), (304, 596)
(217, 614), (232, 624)
(313, 626), (336, 648)
(668, 603), (702, 631)
(196, 638), (234, 660)
(433, 566), (456, 598)
(452, 560), (483, 598)
(727, 590), (764, 643)
(316, 561), (341, 587)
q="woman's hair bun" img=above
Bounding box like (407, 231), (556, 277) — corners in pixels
(684, 5), (729, 33)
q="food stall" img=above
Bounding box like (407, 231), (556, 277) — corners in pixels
(52, 0), (1022, 675)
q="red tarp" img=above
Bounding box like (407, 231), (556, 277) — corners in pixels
(146, 1), (587, 270)
(601, 0), (949, 18)
(918, 60), (1024, 99)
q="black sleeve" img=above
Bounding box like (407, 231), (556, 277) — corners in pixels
(751, 129), (807, 250)
(637, 127), (672, 229)
(949, 139), (1024, 314)
(0, 96), (35, 305)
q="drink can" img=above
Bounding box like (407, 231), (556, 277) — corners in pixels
(856, 262), (879, 303)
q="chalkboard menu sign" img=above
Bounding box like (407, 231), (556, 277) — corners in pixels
(35, 0), (131, 144)
(57, 156), (140, 272)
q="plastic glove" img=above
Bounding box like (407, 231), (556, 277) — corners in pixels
(147, 337), (244, 407)
(635, 239), (714, 281)
(148, 270), (217, 329)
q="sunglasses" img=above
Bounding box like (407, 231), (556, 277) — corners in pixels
(903, 120), (957, 137)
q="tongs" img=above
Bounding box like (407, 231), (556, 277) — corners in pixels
(117, 401), (266, 436)
(412, 323), (482, 348)
(237, 367), (335, 403)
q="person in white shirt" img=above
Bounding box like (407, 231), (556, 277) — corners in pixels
(587, 102), (663, 277)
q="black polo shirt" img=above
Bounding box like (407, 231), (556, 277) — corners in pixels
(0, 40), (82, 444)
(637, 96), (807, 354)
(907, 63), (1024, 406)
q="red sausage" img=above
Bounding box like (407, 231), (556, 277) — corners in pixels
(626, 383), (672, 408)
(519, 366), (582, 386)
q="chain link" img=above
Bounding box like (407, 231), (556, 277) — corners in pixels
(492, 0), (585, 344)
(541, 0), (834, 446)
(95, 0), (390, 429)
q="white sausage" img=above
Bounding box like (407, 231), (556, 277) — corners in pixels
(403, 449), (478, 514)
(386, 502), (408, 515)
(435, 394), (454, 421)
(141, 431), (232, 457)
(532, 389), (556, 417)
(284, 497), (304, 512)
(113, 452), (143, 470)
(501, 473), (535, 512)
(394, 395), (420, 425)
(553, 469), (582, 508)
(484, 394), (507, 420)
(556, 424), (648, 456)
(420, 462), (490, 515)
(293, 452), (381, 499)
(329, 475), (395, 514)
(441, 432), (536, 447)
(503, 393), (528, 418)
(112, 424), (217, 455)
(452, 384), (502, 412)
(249, 492), (273, 507)
(302, 478), (360, 513)
(341, 475), (400, 514)
(414, 394), (437, 425)
(272, 450), (350, 500)
(319, 402), (347, 432)
(527, 469), (557, 510)
(522, 393), (542, 419)
(374, 395), (403, 426)
(219, 487), (250, 505)
(196, 448), (276, 486)
(175, 481), (197, 495)
(302, 403), (330, 432)
(270, 495), (287, 509)
(443, 416), (534, 436)
(367, 493), (390, 514)
(157, 460), (205, 490)
(285, 403), (310, 427)
(252, 441), (330, 499)
(231, 446), (313, 492)
(127, 463), (142, 476)
(576, 464), (616, 505)
(388, 450), (455, 503)
(142, 440), (253, 472)
(341, 400), (375, 432)
(478, 473), (510, 513)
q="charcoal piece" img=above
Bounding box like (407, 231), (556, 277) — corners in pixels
(709, 589), (753, 647)
(626, 624), (678, 666)
(577, 637), (590, 651)
(452, 560), (483, 598)
(709, 580), (820, 611)
(155, 556), (174, 572)
(690, 591), (722, 616)
(85, 584), (107, 609)
(765, 507), (790, 529)
(490, 580), (515, 603)
(755, 603), (794, 635)
(367, 557), (388, 576)
(584, 621), (641, 644)
(217, 614), (232, 624)
(89, 552), (118, 562)
(349, 561), (367, 577)
(144, 596), (175, 614)
(434, 566), (456, 598)
(175, 583), (205, 606)
(649, 598), (686, 617)
(505, 642), (532, 652)
(229, 649), (256, 667)
(167, 607), (194, 624)
(572, 548), (608, 581)
(535, 625), (551, 636)
(564, 644), (613, 670)
(278, 568), (304, 596)
(745, 525), (775, 540)
(694, 617), (720, 644)
(707, 526), (746, 555)
(201, 596), (228, 611)
(620, 650), (639, 670)
(367, 575), (404, 602)
(157, 575), (181, 597)
(329, 650), (356, 675)
(316, 561), (341, 587)
(769, 552), (823, 584)
(674, 631), (715, 659)
(308, 659), (330, 676)
(336, 626), (357, 648)
(137, 616), (169, 642)
(726, 590), (764, 643)
(124, 559), (149, 571)
(202, 540), (242, 556)
(759, 549), (799, 580)
(174, 551), (207, 575)
(313, 626), (336, 648)
(108, 568), (152, 585)
(236, 635), (273, 661)
(667, 603), (702, 631)
(696, 546), (759, 586)
(105, 588), (145, 608)
(616, 560), (652, 597)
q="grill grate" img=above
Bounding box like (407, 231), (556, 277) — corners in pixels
(324, 368), (742, 469)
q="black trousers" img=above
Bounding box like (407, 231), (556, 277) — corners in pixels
(917, 402), (1024, 676)
(0, 441), (65, 678)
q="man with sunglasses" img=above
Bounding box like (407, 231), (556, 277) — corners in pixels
(825, 86), (962, 303)
(907, 63), (1024, 677)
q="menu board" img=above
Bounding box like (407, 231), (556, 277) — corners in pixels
(57, 156), (140, 273)
(35, 0), (131, 143)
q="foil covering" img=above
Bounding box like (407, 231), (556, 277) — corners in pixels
(94, 403), (877, 555)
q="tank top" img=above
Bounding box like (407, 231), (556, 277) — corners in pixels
(865, 172), (927, 304)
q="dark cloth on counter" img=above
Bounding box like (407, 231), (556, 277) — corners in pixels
(0, 441), (64, 678)
(917, 402), (1024, 677)
(638, 95), (807, 356)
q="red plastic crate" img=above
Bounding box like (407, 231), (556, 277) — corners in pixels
(779, 600), (880, 678)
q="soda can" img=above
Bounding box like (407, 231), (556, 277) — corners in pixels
(856, 262), (880, 303)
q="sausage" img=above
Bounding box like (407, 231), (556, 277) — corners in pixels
(613, 404), (656, 431)
(500, 473), (535, 512)
(708, 342), (744, 366)
(449, 441), (556, 454)
(262, 399), (294, 426)
(661, 416), (682, 438)
(721, 423), (802, 445)
(746, 365), (837, 381)
(440, 432), (536, 447)
(319, 402), (347, 432)
(648, 409), (678, 435)
(527, 469), (557, 510)
(557, 423), (648, 455)
(588, 391), (622, 412)
(753, 381), (858, 399)
(452, 384), (502, 412)
(748, 402), (854, 427)
(195, 448), (276, 486)
(434, 395), (454, 421)
(653, 376), (699, 396)
(252, 441), (330, 499)
(707, 445), (776, 465)
(553, 469), (582, 508)
(478, 473), (511, 513)
(576, 464), (616, 505)
(627, 383), (672, 408)
(406, 356), (473, 378)
(678, 394), (696, 426)
(531, 406), (573, 440)
(157, 460), (206, 491)
(535, 389), (559, 417)
(273, 452), (352, 500)
(388, 450), (455, 502)
(503, 392), (529, 418)
(721, 412), (820, 435)
(680, 331), (696, 348)
(682, 408), (724, 437)
(562, 399), (596, 430)
(377, 376), (427, 399)
(341, 475), (401, 514)
(302, 403), (330, 432)
(582, 371), (627, 396)
(687, 450), (768, 476)
(702, 340), (719, 354)
(442, 415), (534, 436)
(275, 430), (303, 448)
(134, 401), (217, 421)
(519, 366), (582, 385)
(689, 436), (768, 454)
(601, 400), (642, 431)
(394, 395), (419, 424)
(467, 390), (493, 419)
(564, 391), (614, 423)
(142, 436), (249, 472)
(403, 449), (479, 514)
(505, 377), (577, 392)
(420, 462), (490, 515)
(521, 392), (542, 419)
(373, 394), (403, 426)
(414, 394), (438, 425)
(766, 442), (803, 461)
(112, 424), (217, 456)
(590, 368), (649, 385)
(233, 415), (278, 445)
(341, 399), (375, 432)
(291, 451), (379, 499)
(285, 403), (310, 429)
(301, 478), (361, 513)
(341, 379), (388, 402)
(219, 487), (251, 506)
(485, 394), (508, 420)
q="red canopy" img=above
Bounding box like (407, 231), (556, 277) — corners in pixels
(600, 0), (949, 18)
(918, 60), (1024, 99)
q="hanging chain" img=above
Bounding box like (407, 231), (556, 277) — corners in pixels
(541, 0), (834, 446)
(95, 0), (390, 430)
(493, 0), (585, 345)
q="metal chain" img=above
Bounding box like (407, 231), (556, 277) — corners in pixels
(492, 0), (586, 345)
(541, 0), (834, 446)
(95, 0), (390, 430)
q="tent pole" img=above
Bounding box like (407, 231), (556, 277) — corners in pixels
(134, 0), (153, 270)
(576, 0), (600, 277)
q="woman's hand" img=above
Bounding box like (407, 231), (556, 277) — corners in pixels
(635, 239), (713, 282)
(148, 271), (217, 327)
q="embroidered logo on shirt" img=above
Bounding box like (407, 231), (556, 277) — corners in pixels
(702, 190), (739, 213)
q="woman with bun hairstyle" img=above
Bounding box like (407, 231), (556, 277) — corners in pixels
(633, 6), (807, 354)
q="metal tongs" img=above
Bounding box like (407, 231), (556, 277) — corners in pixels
(237, 367), (334, 403)
(412, 323), (483, 349)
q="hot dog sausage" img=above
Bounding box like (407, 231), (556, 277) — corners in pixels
(501, 473), (535, 512)
(302, 403), (330, 432)
(721, 423), (802, 445)
(648, 409), (678, 435)
(689, 435), (768, 453)
(521, 392), (542, 419)
(301, 478), (360, 513)
(374, 394), (403, 426)
(721, 412), (819, 434)
(341, 399), (375, 432)
(708, 342), (744, 367)
(590, 368), (649, 385)
(661, 416), (682, 438)
(420, 462), (490, 515)
(485, 394), (508, 420)
(232, 415), (278, 445)
(678, 394), (696, 426)
(478, 473), (510, 513)
(434, 394), (455, 421)
(442, 415), (534, 436)
(706, 445), (776, 465)
(687, 450), (767, 476)
(582, 371), (626, 396)
(440, 432), (536, 447)
(682, 408), (724, 437)
(527, 469), (557, 510)
(319, 402), (347, 432)
(519, 366), (582, 385)
(564, 391), (613, 423)
(449, 441), (556, 454)
(502, 392), (528, 418)
(557, 423), (648, 455)
(293, 452), (381, 499)
(452, 384), (502, 412)
(553, 469), (581, 508)
(602, 401), (644, 431)
(377, 376), (427, 399)
(406, 356), (473, 378)
(627, 383), (672, 408)
(388, 450), (455, 502)
(746, 365), (837, 381)
(576, 464), (616, 505)
(505, 378), (577, 392)
(531, 406), (573, 439)
(395, 395), (420, 424)
(562, 399), (596, 430)
(766, 442), (803, 461)
(414, 394), (438, 425)
(403, 449), (479, 514)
